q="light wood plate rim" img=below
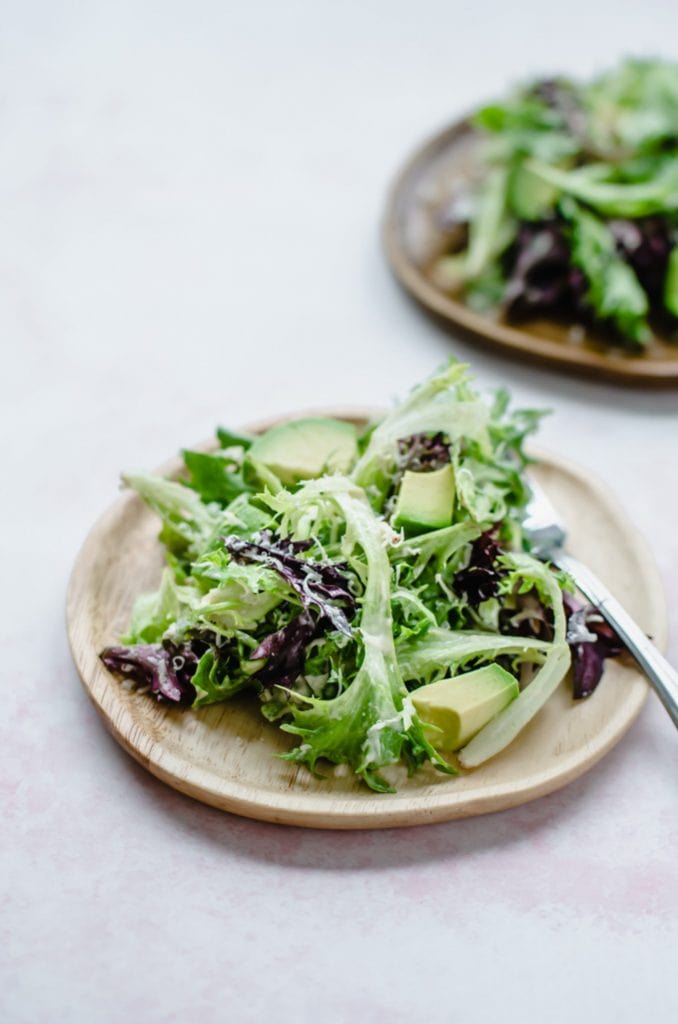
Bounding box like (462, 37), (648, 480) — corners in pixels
(382, 117), (678, 386)
(66, 413), (667, 829)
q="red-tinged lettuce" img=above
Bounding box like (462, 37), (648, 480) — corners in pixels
(102, 634), (260, 707)
(501, 206), (656, 347)
(453, 530), (506, 607)
(223, 530), (356, 637)
(610, 216), (674, 302)
(398, 432), (451, 472)
(504, 220), (587, 320)
(219, 530), (359, 692)
(564, 593), (623, 698)
(100, 640), (202, 705)
(251, 610), (319, 689)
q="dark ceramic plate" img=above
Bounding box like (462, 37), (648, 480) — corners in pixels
(383, 118), (678, 387)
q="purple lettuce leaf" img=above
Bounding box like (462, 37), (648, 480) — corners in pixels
(564, 593), (624, 699)
(504, 220), (588, 320)
(609, 217), (673, 302)
(503, 214), (677, 338)
(498, 592), (553, 641)
(100, 640), (202, 705)
(397, 432), (451, 472)
(223, 530), (356, 636)
(453, 530), (506, 607)
(250, 610), (319, 689)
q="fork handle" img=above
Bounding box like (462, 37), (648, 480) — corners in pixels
(556, 553), (678, 729)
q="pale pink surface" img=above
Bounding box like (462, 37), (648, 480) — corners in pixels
(2, 3), (678, 1023)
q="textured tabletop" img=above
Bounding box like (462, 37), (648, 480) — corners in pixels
(2, 2), (677, 1022)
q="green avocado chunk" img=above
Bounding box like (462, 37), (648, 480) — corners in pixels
(411, 665), (519, 751)
(392, 464), (455, 533)
(248, 418), (358, 485)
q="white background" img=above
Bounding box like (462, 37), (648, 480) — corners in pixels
(2, 3), (677, 1022)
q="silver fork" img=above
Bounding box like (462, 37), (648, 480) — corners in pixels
(523, 477), (678, 728)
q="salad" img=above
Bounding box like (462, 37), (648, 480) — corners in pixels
(434, 58), (678, 349)
(101, 362), (620, 792)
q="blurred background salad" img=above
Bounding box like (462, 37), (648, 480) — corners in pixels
(435, 58), (678, 348)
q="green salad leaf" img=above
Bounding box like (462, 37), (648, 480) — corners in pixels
(560, 198), (650, 345)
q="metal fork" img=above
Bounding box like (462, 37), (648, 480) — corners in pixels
(523, 477), (678, 728)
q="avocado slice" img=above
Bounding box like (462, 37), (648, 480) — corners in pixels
(392, 465), (455, 533)
(411, 665), (519, 751)
(248, 417), (358, 485)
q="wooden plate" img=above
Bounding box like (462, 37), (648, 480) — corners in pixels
(383, 118), (678, 386)
(66, 412), (667, 828)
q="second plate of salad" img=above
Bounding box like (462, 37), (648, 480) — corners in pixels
(384, 58), (678, 385)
